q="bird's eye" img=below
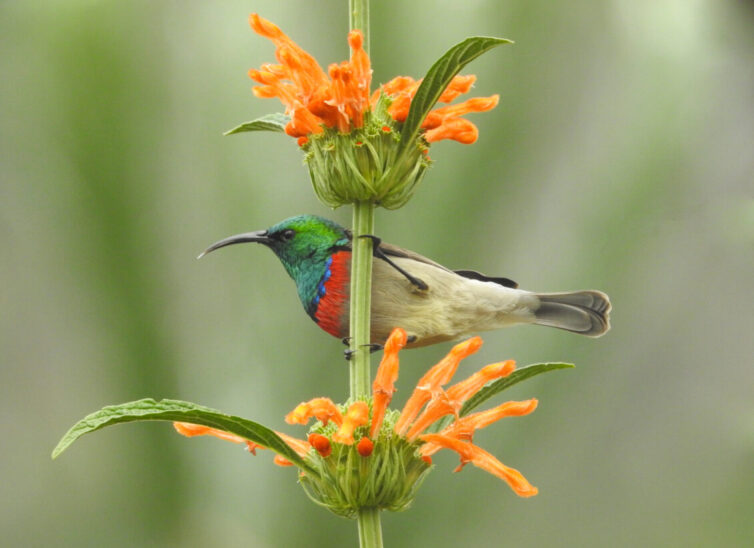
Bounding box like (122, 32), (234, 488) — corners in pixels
(281, 229), (296, 241)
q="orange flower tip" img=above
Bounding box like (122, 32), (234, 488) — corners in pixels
(381, 125), (392, 133)
(297, 136), (309, 147)
(421, 455), (433, 465)
(348, 30), (364, 50)
(308, 433), (332, 457)
(481, 360), (516, 379)
(517, 485), (539, 498)
(285, 403), (309, 425)
(469, 95), (500, 111)
(355, 141), (363, 146)
(385, 327), (408, 350)
(173, 422), (201, 437)
(356, 437), (374, 457)
(248, 14), (281, 40)
(244, 442), (259, 455)
(273, 455), (294, 467)
(450, 335), (482, 357)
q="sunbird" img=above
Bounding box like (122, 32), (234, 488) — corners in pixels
(200, 215), (611, 348)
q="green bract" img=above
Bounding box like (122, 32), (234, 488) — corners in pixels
(302, 407), (432, 518)
(303, 95), (430, 209)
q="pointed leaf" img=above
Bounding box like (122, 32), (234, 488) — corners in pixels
(400, 36), (512, 146)
(52, 398), (318, 476)
(461, 363), (574, 417)
(224, 112), (290, 135)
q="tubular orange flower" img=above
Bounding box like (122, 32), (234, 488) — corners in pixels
(332, 401), (370, 444)
(394, 336), (482, 435)
(173, 421), (309, 465)
(420, 399), (538, 457)
(285, 397), (344, 426)
(404, 360), (516, 441)
(384, 334), (539, 498)
(420, 434), (538, 498)
(172, 330), (541, 506)
(308, 433), (332, 457)
(240, 14), (504, 208)
(248, 13), (494, 144)
(370, 328), (407, 438)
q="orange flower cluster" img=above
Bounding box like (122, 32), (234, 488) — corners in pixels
(247, 14), (498, 144)
(174, 328), (539, 497)
(377, 75), (498, 144)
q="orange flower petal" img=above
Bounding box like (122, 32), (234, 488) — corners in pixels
(276, 431), (311, 458)
(425, 117), (479, 144)
(427, 95), (499, 124)
(438, 74), (477, 103)
(249, 14), (328, 97)
(173, 422), (246, 444)
(446, 360), (516, 404)
(332, 401), (370, 445)
(370, 328), (407, 438)
(285, 397), (343, 427)
(395, 336), (482, 435)
(273, 455), (294, 467)
(407, 360), (516, 440)
(308, 433), (332, 457)
(419, 434), (538, 497)
(404, 391), (456, 441)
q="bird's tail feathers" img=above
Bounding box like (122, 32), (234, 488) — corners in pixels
(533, 290), (611, 337)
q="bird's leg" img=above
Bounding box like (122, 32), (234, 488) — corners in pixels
(359, 235), (429, 291)
(343, 348), (356, 361)
(363, 343), (383, 354)
(341, 337), (352, 346)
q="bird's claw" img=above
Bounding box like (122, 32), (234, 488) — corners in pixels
(343, 343), (384, 361)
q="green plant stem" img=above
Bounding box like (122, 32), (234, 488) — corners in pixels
(357, 507), (383, 548)
(348, 2), (382, 545)
(349, 0), (369, 52)
(349, 200), (374, 398)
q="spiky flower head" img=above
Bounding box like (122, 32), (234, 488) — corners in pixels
(174, 329), (539, 518)
(243, 14), (500, 209)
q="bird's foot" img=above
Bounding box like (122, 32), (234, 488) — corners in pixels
(358, 234), (429, 291)
(364, 343), (383, 354)
(343, 343), (384, 361)
(341, 337), (351, 346)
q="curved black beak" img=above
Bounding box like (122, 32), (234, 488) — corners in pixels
(197, 230), (272, 259)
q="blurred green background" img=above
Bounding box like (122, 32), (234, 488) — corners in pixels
(2, 0), (753, 546)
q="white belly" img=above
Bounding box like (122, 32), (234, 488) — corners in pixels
(370, 257), (538, 347)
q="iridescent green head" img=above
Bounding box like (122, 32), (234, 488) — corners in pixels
(199, 215), (351, 308)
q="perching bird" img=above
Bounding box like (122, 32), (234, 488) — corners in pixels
(200, 215), (610, 348)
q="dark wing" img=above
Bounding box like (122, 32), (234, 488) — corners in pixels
(454, 269), (518, 289)
(348, 237), (519, 290)
(376, 241), (455, 273)
(380, 241), (519, 289)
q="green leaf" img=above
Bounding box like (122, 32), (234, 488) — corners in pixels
(399, 36), (512, 146)
(224, 112), (290, 135)
(52, 398), (318, 477)
(461, 363), (574, 417)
